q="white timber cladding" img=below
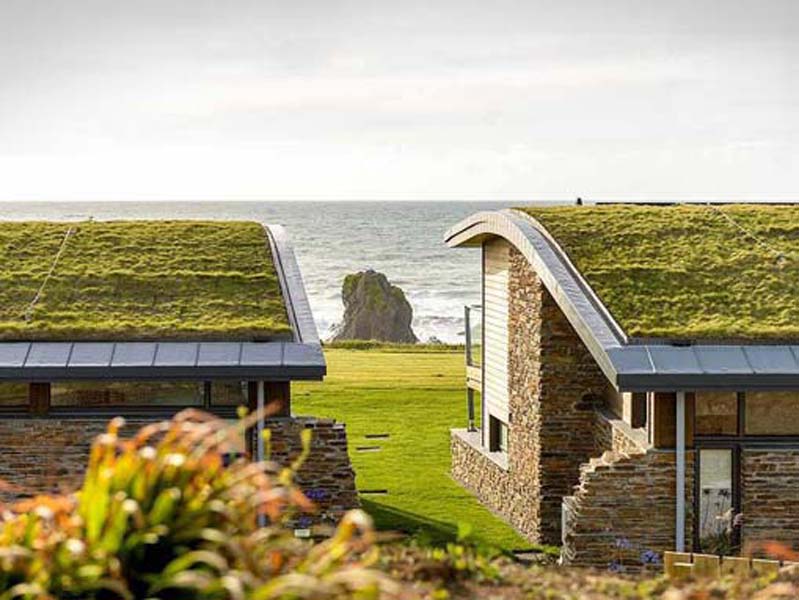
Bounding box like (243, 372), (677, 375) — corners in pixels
(483, 238), (510, 425)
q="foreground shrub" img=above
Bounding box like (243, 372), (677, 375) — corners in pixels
(0, 410), (397, 599)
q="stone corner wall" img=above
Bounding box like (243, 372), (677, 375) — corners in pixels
(507, 245), (609, 544)
(0, 415), (359, 527)
(264, 415), (360, 525)
(449, 244), (612, 545)
(561, 410), (694, 568)
(450, 428), (540, 541)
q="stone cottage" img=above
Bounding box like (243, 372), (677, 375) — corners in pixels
(0, 220), (358, 526)
(447, 203), (799, 566)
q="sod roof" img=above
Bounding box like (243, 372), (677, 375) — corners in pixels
(0, 220), (291, 341)
(515, 204), (799, 341)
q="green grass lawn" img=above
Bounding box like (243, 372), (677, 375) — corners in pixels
(294, 346), (535, 552)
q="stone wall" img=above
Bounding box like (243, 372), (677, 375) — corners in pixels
(264, 416), (360, 526)
(532, 248), (608, 542)
(561, 410), (694, 567)
(742, 450), (799, 553)
(451, 245), (608, 545)
(0, 415), (359, 525)
(0, 417), (156, 502)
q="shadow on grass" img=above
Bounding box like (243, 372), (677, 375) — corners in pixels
(361, 497), (548, 554)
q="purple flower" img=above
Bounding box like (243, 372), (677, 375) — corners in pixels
(640, 549), (661, 565)
(614, 537), (633, 550)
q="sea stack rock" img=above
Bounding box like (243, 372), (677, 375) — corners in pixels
(333, 270), (418, 343)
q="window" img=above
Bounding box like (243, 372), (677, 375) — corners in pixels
(489, 416), (508, 453)
(745, 391), (799, 435)
(0, 383), (28, 409)
(51, 381), (204, 408)
(697, 449), (736, 555)
(212, 382), (248, 407)
(695, 392), (738, 436)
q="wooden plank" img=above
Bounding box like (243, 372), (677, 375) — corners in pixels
(664, 552), (692, 578)
(652, 392), (695, 449)
(466, 365), (482, 382)
(672, 563), (694, 580)
(29, 382), (50, 415)
(751, 559), (780, 576)
(692, 554), (720, 578)
(721, 556), (751, 577)
(265, 381), (291, 417)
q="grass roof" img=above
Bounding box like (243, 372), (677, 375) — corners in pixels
(516, 204), (799, 341)
(0, 220), (291, 341)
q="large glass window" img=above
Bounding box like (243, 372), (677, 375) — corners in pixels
(51, 381), (204, 408)
(745, 391), (799, 435)
(695, 392), (738, 436)
(697, 449), (735, 555)
(212, 382), (248, 406)
(0, 383), (28, 408)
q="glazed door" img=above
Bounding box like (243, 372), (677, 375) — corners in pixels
(694, 445), (741, 554)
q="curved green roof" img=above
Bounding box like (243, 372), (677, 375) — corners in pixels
(0, 220), (290, 341)
(516, 204), (799, 341)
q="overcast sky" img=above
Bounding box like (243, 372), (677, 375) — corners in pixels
(0, 0), (797, 201)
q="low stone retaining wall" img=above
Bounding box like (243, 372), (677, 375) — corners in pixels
(0, 415), (359, 526)
(451, 428), (540, 542)
(264, 416), (360, 525)
(561, 411), (693, 568)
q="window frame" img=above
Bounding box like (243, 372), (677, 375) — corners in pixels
(0, 380), (248, 419)
(488, 415), (509, 454)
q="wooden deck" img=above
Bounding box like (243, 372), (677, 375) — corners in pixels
(466, 364), (482, 392)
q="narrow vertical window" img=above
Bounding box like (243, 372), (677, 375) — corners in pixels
(697, 449), (734, 554)
(489, 415), (508, 453)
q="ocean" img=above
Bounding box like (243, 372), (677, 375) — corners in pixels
(0, 201), (507, 343)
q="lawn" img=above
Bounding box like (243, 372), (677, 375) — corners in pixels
(0, 220), (290, 341)
(293, 345), (535, 552)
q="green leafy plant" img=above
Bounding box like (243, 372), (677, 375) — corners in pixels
(0, 410), (398, 599)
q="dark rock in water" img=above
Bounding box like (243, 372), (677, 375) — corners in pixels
(332, 270), (418, 343)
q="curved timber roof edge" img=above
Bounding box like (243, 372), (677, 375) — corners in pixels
(446, 209), (799, 392)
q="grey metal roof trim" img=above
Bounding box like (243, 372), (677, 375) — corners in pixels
(0, 224), (325, 382)
(264, 224), (321, 346)
(0, 341), (324, 381)
(445, 210), (799, 392)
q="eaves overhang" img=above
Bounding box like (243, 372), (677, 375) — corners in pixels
(446, 209), (799, 392)
(0, 223), (326, 382)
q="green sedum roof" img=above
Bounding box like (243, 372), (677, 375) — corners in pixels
(516, 204), (799, 341)
(0, 220), (291, 341)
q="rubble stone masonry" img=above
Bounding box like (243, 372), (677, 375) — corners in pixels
(562, 410), (694, 567)
(451, 240), (695, 566)
(742, 450), (799, 553)
(451, 245), (607, 545)
(0, 415), (358, 525)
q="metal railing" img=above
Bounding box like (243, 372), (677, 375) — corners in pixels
(464, 305), (482, 432)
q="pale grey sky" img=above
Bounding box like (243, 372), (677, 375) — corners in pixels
(0, 0), (797, 201)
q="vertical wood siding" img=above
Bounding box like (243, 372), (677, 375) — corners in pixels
(483, 239), (509, 423)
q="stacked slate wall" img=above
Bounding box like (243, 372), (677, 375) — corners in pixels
(0, 415), (358, 525)
(451, 244), (607, 545)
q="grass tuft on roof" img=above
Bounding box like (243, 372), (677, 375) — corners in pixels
(0, 220), (290, 341)
(516, 203), (799, 341)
